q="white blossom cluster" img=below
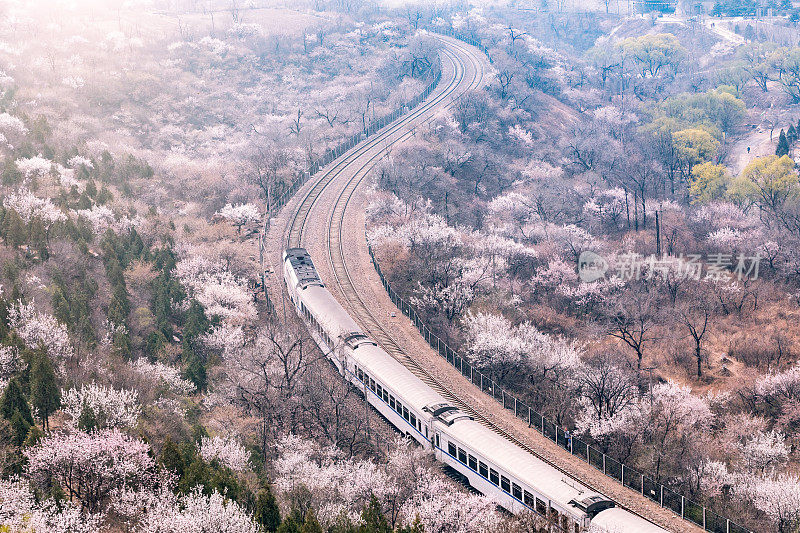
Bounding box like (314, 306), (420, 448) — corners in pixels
(15, 155), (53, 179)
(0, 477), (101, 533)
(130, 358), (195, 394)
(199, 435), (250, 471)
(0, 112), (27, 136)
(0, 345), (21, 392)
(61, 76), (85, 89)
(175, 255), (256, 323)
(8, 300), (74, 365)
(68, 155), (94, 169)
(62, 382), (141, 430)
(576, 381), (711, 440)
(132, 488), (259, 533)
(273, 435), (500, 531)
(74, 204), (136, 236)
(2, 188), (67, 226)
(215, 202), (260, 228)
(463, 311), (580, 372)
(755, 363), (800, 402)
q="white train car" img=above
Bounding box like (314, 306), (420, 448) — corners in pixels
(283, 248), (669, 533)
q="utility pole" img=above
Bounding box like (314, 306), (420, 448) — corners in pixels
(655, 210), (661, 256)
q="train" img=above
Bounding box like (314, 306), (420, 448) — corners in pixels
(283, 248), (668, 533)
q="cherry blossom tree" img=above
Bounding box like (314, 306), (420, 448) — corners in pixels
(15, 155), (53, 180)
(8, 300), (74, 369)
(463, 312), (580, 380)
(134, 488), (259, 533)
(0, 477), (102, 533)
(2, 188), (67, 228)
(26, 429), (157, 513)
(199, 435), (250, 472)
(215, 203), (260, 233)
(738, 429), (789, 473)
(130, 358), (195, 395)
(61, 383), (141, 430)
(748, 473), (800, 533)
(176, 254), (256, 323)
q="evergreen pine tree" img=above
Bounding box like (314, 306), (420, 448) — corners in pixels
(77, 401), (97, 432)
(29, 351), (60, 429)
(301, 510), (324, 533)
(254, 487), (282, 532)
(160, 436), (186, 478)
(776, 128), (790, 156)
(359, 496), (390, 533)
(0, 378), (32, 425)
(10, 410), (30, 447)
(277, 510), (303, 533)
(788, 124), (797, 144)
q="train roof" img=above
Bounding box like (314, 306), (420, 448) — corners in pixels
(349, 342), (445, 413)
(301, 284), (364, 339)
(443, 417), (604, 514)
(284, 248), (322, 288)
(590, 506), (668, 533)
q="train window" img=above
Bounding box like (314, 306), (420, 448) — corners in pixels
(410, 413), (416, 428)
(560, 515), (568, 531)
(457, 448), (467, 464)
(435, 434), (440, 448)
(389, 395), (395, 409)
(403, 407), (409, 421)
(500, 476), (510, 493)
(468, 455), (477, 471)
(448, 442), (457, 457)
(512, 483), (522, 501)
(376, 384), (382, 396)
(489, 469), (499, 486)
(574, 524), (580, 533)
(523, 491), (534, 507)
(370, 379), (375, 391)
(478, 461), (488, 478)
(424, 427), (428, 438)
(535, 498), (546, 516)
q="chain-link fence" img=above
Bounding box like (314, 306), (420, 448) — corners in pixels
(366, 242), (750, 533)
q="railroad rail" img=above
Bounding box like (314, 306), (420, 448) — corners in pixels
(273, 33), (693, 533)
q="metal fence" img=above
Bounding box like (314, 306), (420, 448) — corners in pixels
(366, 242), (750, 533)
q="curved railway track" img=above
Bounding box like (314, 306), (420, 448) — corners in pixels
(276, 34), (689, 533)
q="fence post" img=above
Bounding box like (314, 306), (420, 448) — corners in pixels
(480, 372), (483, 390)
(726, 519), (730, 533)
(603, 454), (606, 475)
(541, 415), (544, 435)
(660, 485), (663, 507)
(681, 496), (685, 518)
(502, 391), (505, 409)
(622, 464), (624, 485)
(528, 407), (531, 426)
(641, 473), (644, 495)
(703, 507), (706, 529)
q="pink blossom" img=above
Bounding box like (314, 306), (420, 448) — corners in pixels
(26, 429), (157, 514)
(0, 477), (102, 533)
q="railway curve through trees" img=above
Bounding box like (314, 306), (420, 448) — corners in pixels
(263, 33), (702, 533)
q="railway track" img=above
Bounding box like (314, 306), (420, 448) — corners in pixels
(277, 34), (691, 533)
